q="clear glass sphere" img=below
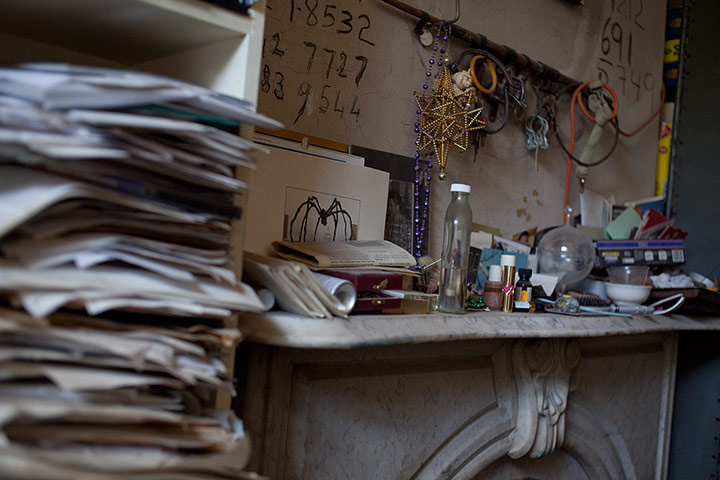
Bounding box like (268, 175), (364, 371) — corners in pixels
(537, 222), (595, 293)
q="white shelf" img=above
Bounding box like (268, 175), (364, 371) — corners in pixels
(0, 0), (252, 63)
(0, 0), (265, 103)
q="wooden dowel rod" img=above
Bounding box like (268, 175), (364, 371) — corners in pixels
(379, 0), (580, 88)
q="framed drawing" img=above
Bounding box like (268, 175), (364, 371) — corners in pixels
(283, 186), (359, 242)
(244, 143), (389, 256)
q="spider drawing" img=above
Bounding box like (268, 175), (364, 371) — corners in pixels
(289, 196), (354, 241)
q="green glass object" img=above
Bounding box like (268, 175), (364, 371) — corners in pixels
(466, 295), (485, 309)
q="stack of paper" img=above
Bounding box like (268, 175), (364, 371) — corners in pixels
(0, 64), (282, 478)
(0, 307), (265, 479)
(0, 63), (281, 317)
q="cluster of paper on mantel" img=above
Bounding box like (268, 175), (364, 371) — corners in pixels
(243, 252), (358, 319)
(0, 64), (278, 479)
(241, 241), (418, 319)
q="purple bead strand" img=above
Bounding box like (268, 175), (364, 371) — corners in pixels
(413, 22), (448, 265)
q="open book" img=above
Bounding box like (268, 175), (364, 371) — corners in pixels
(271, 240), (417, 270)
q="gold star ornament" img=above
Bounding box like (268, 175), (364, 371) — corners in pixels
(414, 67), (486, 180)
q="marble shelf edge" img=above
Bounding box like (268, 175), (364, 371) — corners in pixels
(236, 311), (720, 349)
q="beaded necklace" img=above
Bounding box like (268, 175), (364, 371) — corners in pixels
(412, 22), (448, 265)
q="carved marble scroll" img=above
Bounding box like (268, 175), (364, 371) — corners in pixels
(509, 338), (581, 459)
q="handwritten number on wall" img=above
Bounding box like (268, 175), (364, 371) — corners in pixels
(643, 72), (655, 92)
(333, 90), (344, 118)
(304, 41), (317, 72)
(611, 21), (622, 62)
(295, 82), (312, 124)
(597, 59), (611, 83)
(319, 85), (331, 113)
(598, 0), (654, 112)
(616, 64), (627, 94)
(634, 0), (644, 30)
(613, 0), (645, 30)
(337, 52), (348, 78)
(350, 95), (360, 122)
(323, 49), (336, 78)
(601, 18), (631, 65)
(323, 5), (336, 27)
(601, 18), (611, 55)
(337, 10), (352, 34)
(615, 1), (626, 18)
(271, 32), (285, 56)
(354, 56), (368, 87)
(305, 0), (318, 26)
(269, 0), (375, 125)
(357, 15), (375, 46)
(273, 72), (285, 99)
(630, 69), (644, 100)
(262, 65), (271, 93)
(262, 64), (286, 99)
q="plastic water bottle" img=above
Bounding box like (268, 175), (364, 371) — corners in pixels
(438, 183), (473, 313)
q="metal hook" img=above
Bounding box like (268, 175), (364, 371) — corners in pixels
(445, 0), (460, 25)
(413, 11), (431, 35)
(508, 77), (527, 109)
(507, 76), (526, 124)
(431, 0), (460, 27)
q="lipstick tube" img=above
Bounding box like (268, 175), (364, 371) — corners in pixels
(500, 254), (516, 312)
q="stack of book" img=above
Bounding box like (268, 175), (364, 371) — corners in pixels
(0, 64), (281, 479)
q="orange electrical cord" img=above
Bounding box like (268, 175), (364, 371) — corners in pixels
(613, 82), (666, 137)
(562, 81), (665, 222)
(469, 54), (498, 94)
(563, 81), (618, 223)
(576, 82), (664, 137)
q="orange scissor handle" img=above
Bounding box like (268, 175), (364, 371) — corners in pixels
(470, 55), (498, 94)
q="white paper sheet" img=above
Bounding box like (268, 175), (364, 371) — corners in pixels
(3, 233), (234, 283)
(0, 64), (282, 130)
(0, 166), (208, 239)
(0, 262), (266, 317)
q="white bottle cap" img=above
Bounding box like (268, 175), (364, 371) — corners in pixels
(500, 254), (516, 267)
(450, 183), (471, 193)
(488, 264), (502, 282)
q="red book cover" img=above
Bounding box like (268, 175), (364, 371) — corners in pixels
(353, 292), (402, 312)
(634, 208), (673, 239)
(320, 269), (404, 292)
(659, 225), (689, 239)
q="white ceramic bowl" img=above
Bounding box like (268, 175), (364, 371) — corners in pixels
(604, 282), (652, 305)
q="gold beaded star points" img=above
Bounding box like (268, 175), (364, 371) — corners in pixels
(414, 67), (486, 179)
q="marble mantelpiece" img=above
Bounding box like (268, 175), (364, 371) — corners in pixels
(236, 312), (715, 479)
(237, 311), (720, 348)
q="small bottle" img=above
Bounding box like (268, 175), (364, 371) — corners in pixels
(484, 264), (503, 311)
(514, 268), (533, 311)
(500, 254), (516, 313)
(438, 183), (473, 314)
